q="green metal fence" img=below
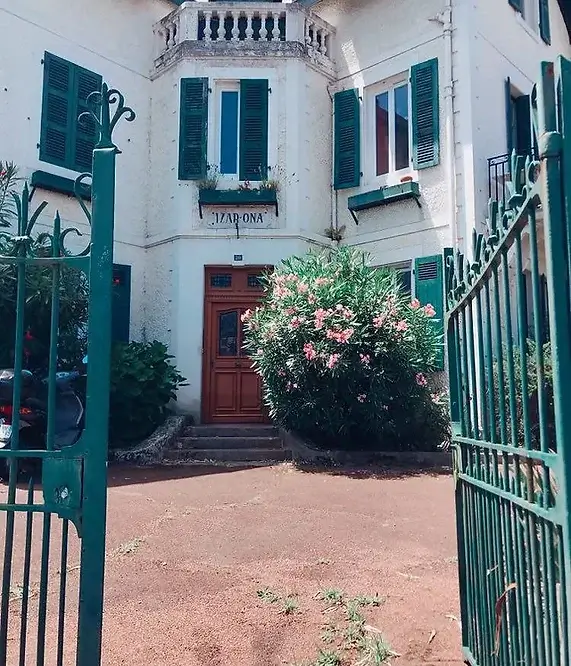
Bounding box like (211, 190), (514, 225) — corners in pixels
(446, 59), (571, 665)
(0, 85), (134, 665)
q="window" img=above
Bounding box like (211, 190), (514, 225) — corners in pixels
(509, 0), (551, 43)
(179, 77), (269, 181)
(505, 79), (533, 158)
(219, 87), (240, 175)
(335, 58), (439, 191)
(216, 80), (268, 179)
(381, 261), (413, 297)
(374, 83), (410, 177)
(522, 0), (539, 31)
(40, 53), (102, 173)
(380, 256), (446, 368)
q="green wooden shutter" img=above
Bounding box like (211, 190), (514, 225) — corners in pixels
(40, 53), (101, 172)
(539, 0), (551, 44)
(40, 53), (73, 168)
(411, 59), (440, 170)
(333, 89), (360, 190)
(74, 66), (102, 172)
(514, 94), (532, 156)
(508, 0), (523, 11)
(178, 78), (209, 180)
(415, 254), (444, 369)
(112, 264), (131, 344)
(239, 79), (269, 181)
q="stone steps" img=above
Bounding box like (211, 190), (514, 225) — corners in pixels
(175, 435), (283, 450)
(164, 447), (290, 463)
(183, 425), (279, 438)
(166, 424), (290, 464)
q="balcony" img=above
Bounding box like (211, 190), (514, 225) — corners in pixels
(488, 153), (511, 209)
(154, 1), (335, 73)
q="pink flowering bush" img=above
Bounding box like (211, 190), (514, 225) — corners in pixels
(243, 248), (449, 451)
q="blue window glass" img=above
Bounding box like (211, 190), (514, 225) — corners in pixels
(220, 90), (239, 174)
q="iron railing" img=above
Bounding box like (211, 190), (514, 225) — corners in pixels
(488, 153), (511, 210)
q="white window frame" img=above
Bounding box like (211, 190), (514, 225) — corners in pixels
(520, 0), (540, 34)
(377, 260), (414, 297)
(364, 73), (416, 188)
(210, 80), (241, 186)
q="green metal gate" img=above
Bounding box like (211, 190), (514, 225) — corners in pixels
(0, 85), (134, 664)
(446, 58), (571, 665)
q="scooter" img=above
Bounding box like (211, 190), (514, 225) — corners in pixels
(0, 368), (85, 479)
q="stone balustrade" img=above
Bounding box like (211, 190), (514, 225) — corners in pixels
(154, 2), (335, 70)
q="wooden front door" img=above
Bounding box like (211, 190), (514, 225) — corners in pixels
(202, 267), (268, 423)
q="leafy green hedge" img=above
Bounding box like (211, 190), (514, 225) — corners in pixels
(108, 341), (186, 449)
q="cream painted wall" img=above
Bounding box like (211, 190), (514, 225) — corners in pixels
(314, 0), (454, 267)
(0, 0), (173, 340)
(145, 35), (335, 414)
(466, 0), (571, 232)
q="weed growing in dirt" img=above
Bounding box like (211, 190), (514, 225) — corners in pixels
(343, 621), (365, 649)
(278, 587), (394, 665)
(314, 649), (342, 665)
(257, 587), (280, 604)
(350, 594), (385, 608)
(354, 635), (397, 665)
(317, 588), (345, 605)
(114, 538), (143, 556)
(257, 587), (299, 615)
(345, 601), (365, 625)
(320, 623), (339, 644)
(280, 596), (300, 615)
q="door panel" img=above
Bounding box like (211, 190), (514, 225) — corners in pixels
(239, 370), (263, 412)
(203, 277), (267, 423)
(212, 370), (238, 412)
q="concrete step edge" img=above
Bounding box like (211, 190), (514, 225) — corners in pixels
(175, 436), (283, 450)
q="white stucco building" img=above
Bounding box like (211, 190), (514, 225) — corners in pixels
(0, 0), (569, 422)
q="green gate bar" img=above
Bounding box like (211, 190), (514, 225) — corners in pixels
(446, 58), (571, 666)
(0, 84), (135, 665)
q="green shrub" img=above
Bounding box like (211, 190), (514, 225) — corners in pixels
(493, 340), (555, 450)
(108, 341), (186, 448)
(242, 248), (450, 451)
(0, 262), (89, 372)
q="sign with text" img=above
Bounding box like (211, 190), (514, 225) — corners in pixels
(206, 208), (275, 229)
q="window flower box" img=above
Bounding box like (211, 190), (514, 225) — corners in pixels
(198, 188), (278, 218)
(347, 182), (420, 223)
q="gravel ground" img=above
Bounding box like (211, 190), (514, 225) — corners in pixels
(2, 463), (463, 665)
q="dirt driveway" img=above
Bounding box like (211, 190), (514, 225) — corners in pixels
(2, 463), (462, 665)
(99, 463), (462, 666)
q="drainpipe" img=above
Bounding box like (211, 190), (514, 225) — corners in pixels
(431, 3), (457, 250)
(326, 85), (338, 243)
(443, 3), (457, 250)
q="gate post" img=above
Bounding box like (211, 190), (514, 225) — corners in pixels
(76, 85), (135, 666)
(445, 256), (470, 651)
(537, 58), (571, 656)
